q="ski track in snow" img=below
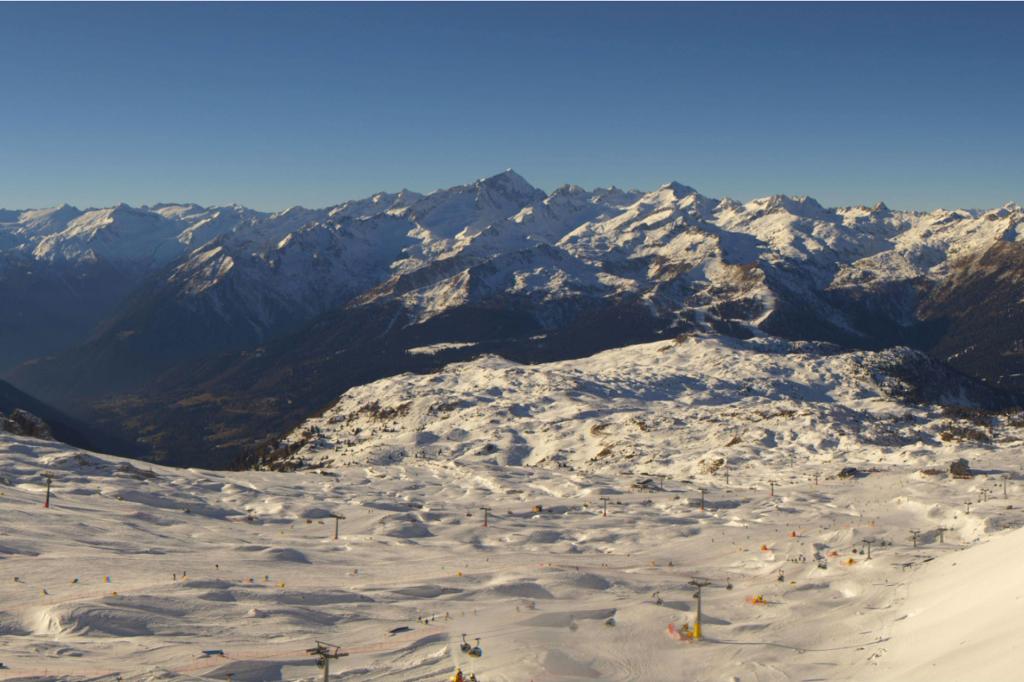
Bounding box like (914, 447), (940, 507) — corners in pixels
(3, 414), (1024, 680)
(3, 331), (1024, 680)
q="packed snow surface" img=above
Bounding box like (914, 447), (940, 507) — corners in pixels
(878, 523), (1024, 682)
(2, 438), (1022, 681)
(4, 338), (1024, 679)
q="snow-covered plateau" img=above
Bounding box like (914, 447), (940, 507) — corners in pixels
(3, 334), (1024, 681)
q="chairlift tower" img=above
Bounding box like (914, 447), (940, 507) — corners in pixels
(306, 641), (347, 682)
(688, 577), (712, 640)
(43, 472), (53, 509)
(331, 513), (345, 541)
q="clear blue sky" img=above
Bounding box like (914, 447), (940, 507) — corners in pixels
(1, 2), (1021, 211)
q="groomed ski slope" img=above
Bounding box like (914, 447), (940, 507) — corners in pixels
(3, 425), (1024, 680)
(877, 520), (1024, 681)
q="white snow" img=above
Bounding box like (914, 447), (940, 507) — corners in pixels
(5, 174), (1023, 345)
(282, 334), (1004, 475)
(3, 334), (1021, 679)
(407, 342), (479, 356)
(876, 523), (1024, 681)
(4, 176), (1024, 679)
(3, 410), (1023, 680)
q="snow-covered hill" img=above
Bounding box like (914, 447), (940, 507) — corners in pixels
(4, 405), (1024, 680)
(271, 334), (1014, 475)
(877, 519), (1024, 681)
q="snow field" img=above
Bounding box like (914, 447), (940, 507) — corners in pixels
(3, 431), (1024, 680)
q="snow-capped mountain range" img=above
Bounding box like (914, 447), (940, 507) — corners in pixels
(3, 170), (1022, 466)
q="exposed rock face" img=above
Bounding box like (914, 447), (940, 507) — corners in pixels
(0, 409), (53, 440)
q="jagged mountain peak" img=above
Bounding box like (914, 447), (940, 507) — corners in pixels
(594, 186), (644, 204)
(715, 197), (745, 213)
(148, 202), (203, 210)
(750, 194), (830, 219)
(11, 171), (1024, 471)
(473, 169), (546, 205)
(546, 185), (644, 209)
(656, 181), (701, 198)
(68, 203), (167, 230)
(479, 167), (535, 189)
(275, 205), (313, 218)
(27, 202), (254, 266)
(327, 189), (423, 221)
(28, 202), (80, 214)
(108, 201), (143, 214)
(550, 183), (588, 196)
(981, 203), (1024, 220)
(13, 203), (84, 231)
(377, 188), (423, 204)
(928, 207), (976, 221)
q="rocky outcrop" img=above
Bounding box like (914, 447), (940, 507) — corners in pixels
(0, 409), (53, 440)
(949, 458), (973, 479)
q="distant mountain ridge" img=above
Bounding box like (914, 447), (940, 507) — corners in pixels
(3, 170), (1023, 466)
